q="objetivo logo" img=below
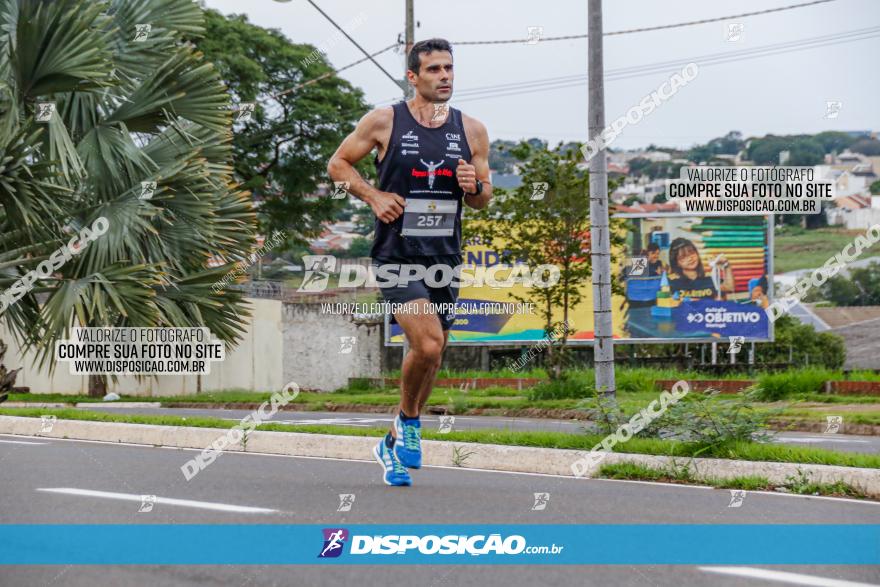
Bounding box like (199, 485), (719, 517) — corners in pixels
(319, 528), (349, 558)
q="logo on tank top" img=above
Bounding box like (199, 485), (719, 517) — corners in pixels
(413, 159), (451, 189)
(445, 132), (460, 141)
(402, 130), (419, 142)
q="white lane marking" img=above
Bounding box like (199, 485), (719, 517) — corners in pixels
(0, 439), (47, 445)
(699, 567), (879, 586)
(221, 416), (392, 426)
(74, 402), (161, 409)
(289, 418), (391, 425)
(277, 421), (374, 428)
(36, 488), (277, 514)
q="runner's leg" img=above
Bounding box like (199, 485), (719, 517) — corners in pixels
(416, 329), (449, 413)
(393, 301), (444, 425)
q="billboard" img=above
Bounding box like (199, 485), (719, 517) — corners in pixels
(617, 213), (773, 342)
(385, 213), (773, 345)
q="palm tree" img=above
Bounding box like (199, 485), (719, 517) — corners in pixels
(0, 0), (257, 396)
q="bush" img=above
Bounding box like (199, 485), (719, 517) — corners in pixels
(574, 387), (776, 454)
(528, 368), (703, 400)
(527, 371), (593, 400)
(846, 370), (880, 382)
(808, 262), (880, 306)
(755, 368), (835, 400)
(652, 390), (777, 452)
(615, 368), (663, 394)
(758, 315), (845, 370)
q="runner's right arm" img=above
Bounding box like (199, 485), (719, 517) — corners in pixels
(327, 108), (407, 224)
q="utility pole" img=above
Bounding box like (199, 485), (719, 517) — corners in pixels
(403, 0), (414, 99)
(400, 0), (414, 358)
(588, 0), (615, 398)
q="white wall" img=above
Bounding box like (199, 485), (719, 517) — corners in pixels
(839, 208), (880, 230)
(1, 298), (284, 396)
(282, 303), (383, 392)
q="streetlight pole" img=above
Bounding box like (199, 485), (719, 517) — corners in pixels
(588, 0), (616, 397)
(403, 0), (414, 99)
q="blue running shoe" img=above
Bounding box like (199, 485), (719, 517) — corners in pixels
(373, 438), (412, 486)
(393, 414), (422, 469)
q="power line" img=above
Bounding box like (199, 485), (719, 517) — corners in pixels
(455, 30), (880, 103)
(452, 0), (836, 45)
(283, 0), (838, 98)
(304, 0), (402, 90)
(451, 26), (880, 98)
(371, 26), (879, 105)
(273, 43), (398, 99)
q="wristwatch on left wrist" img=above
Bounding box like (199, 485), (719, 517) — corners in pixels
(466, 179), (483, 196)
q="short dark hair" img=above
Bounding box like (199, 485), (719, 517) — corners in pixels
(646, 242), (661, 253)
(407, 38), (453, 74)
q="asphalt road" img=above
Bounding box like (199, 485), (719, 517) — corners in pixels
(73, 404), (880, 454)
(1, 433), (878, 586)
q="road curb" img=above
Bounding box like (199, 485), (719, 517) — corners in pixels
(1, 415), (878, 497)
(3, 402), (70, 408)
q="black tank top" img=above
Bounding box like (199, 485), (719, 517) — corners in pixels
(371, 101), (473, 258)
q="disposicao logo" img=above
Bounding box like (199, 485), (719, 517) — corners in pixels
(318, 528), (348, 558)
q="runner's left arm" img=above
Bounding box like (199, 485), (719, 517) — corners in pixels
(459, 119), (492, 210)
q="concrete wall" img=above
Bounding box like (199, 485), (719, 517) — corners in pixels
(2, 298), (284, 396)
(282, 303), (384, 392)
(827, 207), (880, 230)
(4, 299), (561, 395)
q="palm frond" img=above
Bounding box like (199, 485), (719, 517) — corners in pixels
(12, 0), (114, 97)
(106, 48), (230, 133)
(1, 0), (257, 375)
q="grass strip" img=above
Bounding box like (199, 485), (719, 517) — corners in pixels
(1, 407), (878, 469)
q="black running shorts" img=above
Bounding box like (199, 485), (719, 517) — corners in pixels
(371, 254), (462, 330)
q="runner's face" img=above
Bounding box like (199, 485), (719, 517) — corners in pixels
(414, 51), (453, 101)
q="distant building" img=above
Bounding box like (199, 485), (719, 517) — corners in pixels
(607, 162), (629, 175)
(825, 192), (880, 229)
(815, 166), (871, 198)
(834, 194), (871, 210)
(837, 150), (864, 163)
(641, 150), (672, 162)
(308, 221), (362, 253)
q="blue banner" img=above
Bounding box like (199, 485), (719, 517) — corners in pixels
(675, 299), (769, 338)
(1, 525), (877, 565)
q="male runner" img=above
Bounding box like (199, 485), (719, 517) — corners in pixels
(328, 38), (492, 486)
